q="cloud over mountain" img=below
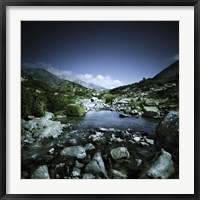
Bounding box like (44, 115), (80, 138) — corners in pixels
(77, 74), (123, 89)
(45, 66), (123, 89)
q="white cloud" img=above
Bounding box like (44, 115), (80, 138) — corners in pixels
(167, 54), (179, 62)
(77, 74), (123, 89)
(79, 74), (93, 80)
(47, 67), (73, 80)
(23, 63), (124, 89)
(96, 75), (104, 80)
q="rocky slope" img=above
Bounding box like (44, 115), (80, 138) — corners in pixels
(153, 60), (179, 79)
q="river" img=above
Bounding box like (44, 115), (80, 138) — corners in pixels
(66, 110), (159, 135)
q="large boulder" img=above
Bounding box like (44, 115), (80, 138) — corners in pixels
(31, 165), (50, 179)
(140, 149), (175, 179)
(143, 106), (160, 118)
(60, 146), (86, 159)
(85, 152), (108, 178)
(21, 112), (66, 143)
(110, 169), (127, 179)
(110, 147), (130, 160)
(156, 111), (179, 160)
(156, 111), (179, 146)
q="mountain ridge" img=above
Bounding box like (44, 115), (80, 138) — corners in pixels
(23, 67), (105, 90)
(153, 60), (179, 79)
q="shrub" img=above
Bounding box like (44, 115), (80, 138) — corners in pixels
(32, 96), (46, 117)
(21, 87), (46, 118)
(46, 93), (76, 113)
(102, 94), (116, 104)
(64, 104), (85, 116)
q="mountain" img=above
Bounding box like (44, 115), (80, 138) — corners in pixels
(24, 68), (62, 85)
(153, 60), (179, 79)
(47, 69), (105, 91)
(24, 67), (105, 90)
(108, 60), (179, 108)
(56, 80), (95, 97)
(53, 71), (105, 91)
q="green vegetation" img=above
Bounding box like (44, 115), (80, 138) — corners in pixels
(21, 87), (47, 119)
(46, 93), (77, 113)
(64, 104), (86, 116)
(21, 70), (94, 119)
(128, 101), (143, 108)
(100, 93), (116, 104)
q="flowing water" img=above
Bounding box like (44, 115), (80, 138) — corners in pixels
(22, 110), (159, 164)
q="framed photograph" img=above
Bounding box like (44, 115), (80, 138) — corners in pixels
(0, 0), (199, 199)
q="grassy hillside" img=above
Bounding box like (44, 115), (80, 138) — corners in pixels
(21, 70), (95, 119)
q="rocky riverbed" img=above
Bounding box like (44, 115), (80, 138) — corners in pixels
(21, 110), (179, 179)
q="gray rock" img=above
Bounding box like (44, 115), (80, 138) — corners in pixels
(110, 169), (127, 179)
(145, 138), (154, 145)
(117, 100), (129, 104)
(156, 111), (179, 147)
(98, 127), (108, 132)
(130, 109), (138, 115)
(143, 106), (160, 118)
(88, 132), (105, 143)
(82, 173), (95, 179)
(85, 152), (108, 178)
(140, 149), (175, 179)
(135, 159), (142, 167)
(111, 134), (123, 143)
(56, 174), (60, 179)
(119, 113), (129, 118)
(56, 114), (67, 119)
(60, 146), (86, 159)
(108, 128), (115, 132)
(48, 148), (54, 154)
(156, 111), (179, 163)
(68, 139), (77, 145)
(31, 165), (50, 179)
(28, 115), (35, 119)
(145, 99), (158, 106)
(72, 167), (81, 177)
(133, 136), (141, 143)
(55, 163), (65, 169)
(124, 158), (142, 170)
(84, 143), (95, 151)
(141, 142), (149, 146)
(75, 161), (85, 168)
(110, 147), (130, 160)
(114, 137), (124, 143)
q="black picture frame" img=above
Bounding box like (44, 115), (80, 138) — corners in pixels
(0, 0), (199, 199)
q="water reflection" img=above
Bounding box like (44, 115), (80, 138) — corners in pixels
(69, 110), (159, 135)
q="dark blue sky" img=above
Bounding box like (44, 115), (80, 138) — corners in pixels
(21, 21), (179, 88)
